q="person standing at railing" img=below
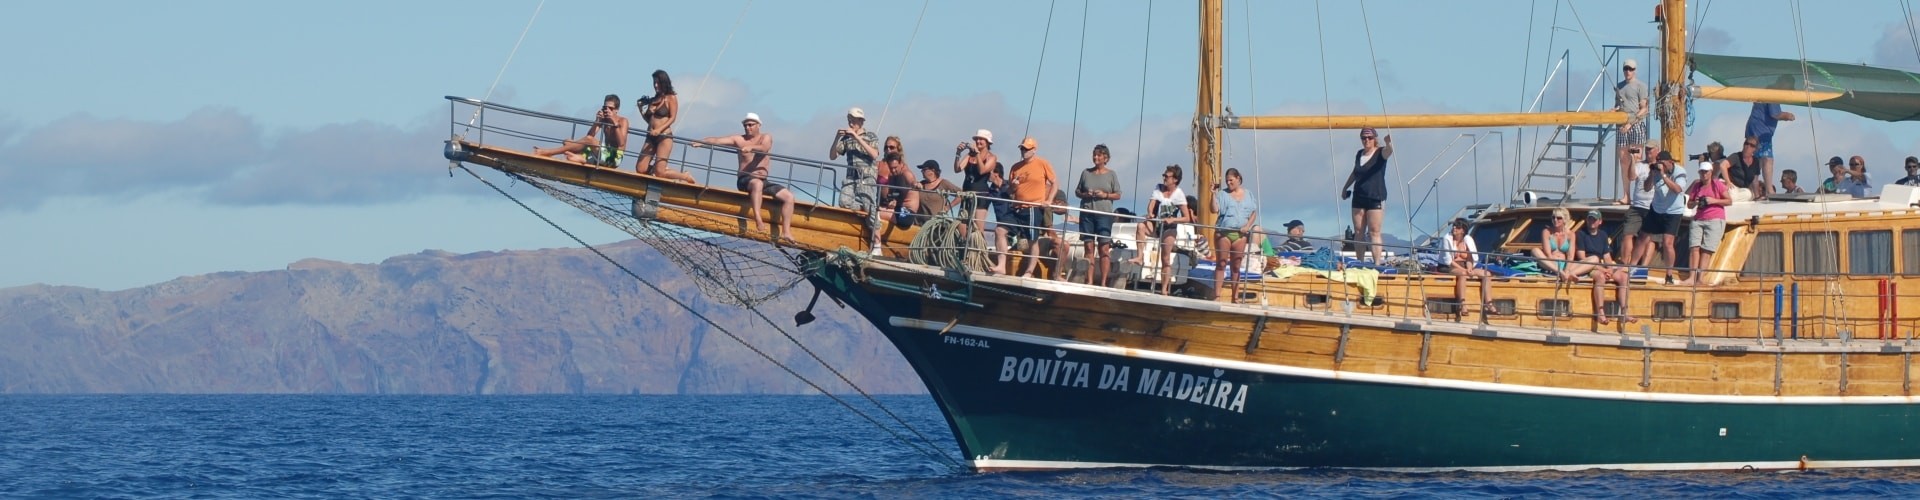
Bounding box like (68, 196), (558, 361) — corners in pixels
(955, 130), (1003, 255)
(1212, 168), (1259, 301)
(1007, 137), (1057, 279)
(1746, 78), (1796, 197)
(1615, 58), (1649, 205)
(1638, 151), (1689, 283)
(636, 70), (697, 184)
(1618, 146), (1654, 265)
(534, 94), (627, 167)
(1076, 144), (1122, 286)
(828, 107), (881, 216)
(695, 113), (795, 244)
(1137, 165), (1192, 295)
(1341, 128), (1392, 265)
(1676, 160), (1730, 287)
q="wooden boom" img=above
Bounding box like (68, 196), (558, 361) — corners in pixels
(1691, 85), (1843, 104)
(1225, 111), (1628, 130)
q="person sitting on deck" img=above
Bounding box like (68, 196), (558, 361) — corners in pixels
(1442, 218), (1492, 319)
(534, 94), (627, 167)
(1843, 156), (1874, 198)
(694, 113), (794, 244)
(1276, 219), (1313, 253)
(1212, 167), (1259, 301)
(1898, 157), (1920, 187)
(1780, 169), (1806, 194)
(868, 136), (917, 255)
(1529, 207), (1578, 278)
(915, 160), (960, 220)
(1137, 164), (1193, 295)
(1573, 210), (1635, 325)
(636, 70), (697, 183)
(1726, 137), (1766, 200)
(1034, 189), (1073, 281)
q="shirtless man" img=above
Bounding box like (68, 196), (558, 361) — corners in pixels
(535, 94), (627, 167)
(696, 113), (795, 243)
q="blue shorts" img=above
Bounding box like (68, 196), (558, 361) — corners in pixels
(1755, 140), (1775, 159)
(1078, 213), (1113, 242)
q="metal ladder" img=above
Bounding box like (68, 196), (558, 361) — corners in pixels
(1517, 124), (1611, 205)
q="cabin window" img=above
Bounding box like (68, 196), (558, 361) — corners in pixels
(1426, 298), (1461, 315)
(1741, 232), (1784, 279)
(1488, 299), (1517, 316)
(1602, 300), (1622, 318)
(1513, 217), (1555, 245)
(1537, 299), (1571, 318)
(1304, 293), (1329, 308)
(1849, 230), (1894, 275)
(1653, 301), (1687, 320)
(1904, 230), (1920, 276)
(1710, 302), (1741, 322)
(1792, 231), (1839, 276)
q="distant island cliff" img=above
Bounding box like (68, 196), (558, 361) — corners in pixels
(0, 241), (921, 394)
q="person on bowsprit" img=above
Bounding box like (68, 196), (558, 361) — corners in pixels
(636, 70), (697, 183)
(828, 107), (882, 212)
(1341, 128), (1392, 265)
(1574, 210), (1635, 325)
(1615, 58), (1650, 205)
(1076, 144), (1122, 286)
(915, 160), (960, 221)
(1212, 168), (1259, 301)
(868, 136), (918, 255)
(696, 113), (794, 244)
(535, 94), (628, 167)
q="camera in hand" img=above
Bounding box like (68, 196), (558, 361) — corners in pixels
(636, 95), (658, 107)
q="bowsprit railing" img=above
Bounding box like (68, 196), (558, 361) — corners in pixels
(445, 96), (851, 209)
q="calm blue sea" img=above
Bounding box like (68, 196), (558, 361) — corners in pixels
(2, 395), (1917, 498)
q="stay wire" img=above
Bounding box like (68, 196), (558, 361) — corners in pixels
(1132, 0), (1154, 214)
(1242, 0), (1260, 198)
(876, 0), (933, 131)
(1314, 0), (1339, 227)
(1066, 0), (1090, 173)
(1024, 0), (1060, 140)
(467, 0), (545, 128)
(453, 164), (963, 470)
(694, 0), (754, 103)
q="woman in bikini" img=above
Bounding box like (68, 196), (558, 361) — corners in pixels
(1211, 168), (1258, 301)
(1529, 207), (1579, 280)
(638, 70), (697, 183)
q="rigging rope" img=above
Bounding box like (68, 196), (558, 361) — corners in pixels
(694, 0), (754, 104)
(466, 1), (545, 128)
(875, 0), (933, 132)
(1904, 0), (1920, 68)
(1512, 0), (1537, 199)
(1314, 0), (1339, 233)
(1241, 0), (1261, 204)
(1131, 0), (1154, 214)
(453, 164), (964, 470)
(1066, 0), (1090, 173)
(1790, 0), (1837, 330)
(1024, 0), (1060, 140)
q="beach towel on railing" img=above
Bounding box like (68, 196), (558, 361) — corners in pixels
(1265, 265), (1380, 303)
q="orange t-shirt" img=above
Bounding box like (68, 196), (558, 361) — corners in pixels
(1009, 156), (1056, 206)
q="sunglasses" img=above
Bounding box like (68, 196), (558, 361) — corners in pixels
(885, 145), (900, 150)
(1744, 143), (1758, 148)
(1851, 163), (1863, 167)
(1361, 136), (1377, 140)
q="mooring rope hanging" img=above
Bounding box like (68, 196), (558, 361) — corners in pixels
(453, 164), (963, 470)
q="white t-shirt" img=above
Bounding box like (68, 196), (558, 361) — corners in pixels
(1628, 162), (1654, 208)
(1150, 186), (1188, 219)
(1442, 234), (1479, 265)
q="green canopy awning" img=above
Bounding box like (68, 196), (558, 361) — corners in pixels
(1691, 52), (1920, 122)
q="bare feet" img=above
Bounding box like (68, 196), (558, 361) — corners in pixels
(1620, 315), (1640, 324)
(1596, 316), (1613, 325)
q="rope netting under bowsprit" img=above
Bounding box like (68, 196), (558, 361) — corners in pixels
(509, 173), (805, 308)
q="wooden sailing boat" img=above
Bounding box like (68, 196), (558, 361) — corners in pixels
(447, 0), (1920, 471)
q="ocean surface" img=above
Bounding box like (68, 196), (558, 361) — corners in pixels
(4, 395), (1919, 498)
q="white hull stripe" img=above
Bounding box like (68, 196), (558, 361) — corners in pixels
(971, 457), (1920, 473)
(889, 317), (1920, 405)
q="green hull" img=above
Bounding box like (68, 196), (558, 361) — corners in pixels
(810, 262), (1920, 471)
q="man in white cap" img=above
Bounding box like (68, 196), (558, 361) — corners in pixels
(697, 113), (795, 244)
(1614, 58), (1648, 205)
(827, 107), (881, 214)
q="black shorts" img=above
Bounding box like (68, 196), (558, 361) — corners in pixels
(1078, 213), (1113, 242)
(1352, 195), (1384, 211)
(1001, 205), (1048, 242)
(736, 175), (786, 196)
(1642, 212), (1681, 237)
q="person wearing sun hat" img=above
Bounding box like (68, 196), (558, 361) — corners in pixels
(954, 128), (1004, 246)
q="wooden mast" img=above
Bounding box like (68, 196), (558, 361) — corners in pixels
(1194, 0), (1224, 243)
(1659, 0), (1688, 157)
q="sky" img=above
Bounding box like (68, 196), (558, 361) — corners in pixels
(6, 0), (1920, 291)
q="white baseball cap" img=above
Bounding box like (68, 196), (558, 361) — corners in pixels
(1623, 58), (1638, 70)
(1698, 161), (1713, 171)
(973, 129), (993, 144)
(743, 112), (761, 124)
(848, 107), (865, 119)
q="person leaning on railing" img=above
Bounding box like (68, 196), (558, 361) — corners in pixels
(534, 94), (627, 167)
(915, 160), (960, 222)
